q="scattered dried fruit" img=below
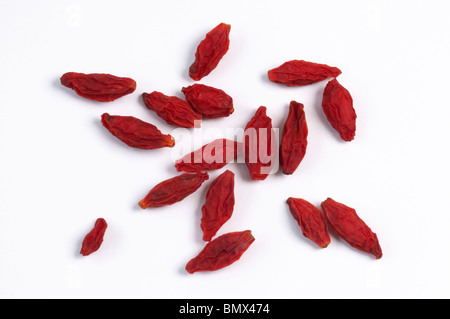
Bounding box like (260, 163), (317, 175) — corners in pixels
(60, 72), (136, 102)
(322, 79), (357, 141)
(321, 198), (382, 259)
(186, 230), (254, 273)
(101, 113), (175, 149)
(268, 60), (341, 87)
(62, 24), (381, 271)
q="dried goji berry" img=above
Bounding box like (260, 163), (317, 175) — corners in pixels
(322, 79), (357, 141)
(321, 198), (382, 259)
(175, 139), (240, 173)
(201, 170), (235, 242)
(279, 101), (308, 175)
(189, 23), (231, 81)
(101, 113), (175, 149)
(139, 172), (209, 209)
(182, 84), (234, 118)
(186, 230), (254, 274)
(142, 91), (202, 128)
(268, 60), (341, 87)
(80, 218), (108, 256)
(244, 106), (276, 181)
(60, 72), (136, 102)
(286, 198), (330, 248)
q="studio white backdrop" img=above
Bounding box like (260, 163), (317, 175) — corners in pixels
(0, 0), (449, 299)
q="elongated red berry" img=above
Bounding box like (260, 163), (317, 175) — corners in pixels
(189, 23), (231, 81)
(175, 139), (240, 173)
(268, 60), (341, 87)
(321, 198), (382, 259)
(322, 79), (357, 141)
(244, 106), (276, 181)
(142, 92), (202, 128)
(279, 101), (308, 175)
(286, 198), (330, 248)
(61, 72), (136, 102)
(182, 84), (234, 118)
(139, 172), (209, 209)
(201, 170), (235, 242)
(80, 218), (108, 256)
(101, 113), (175, 149)
(186, 230), (254, 273)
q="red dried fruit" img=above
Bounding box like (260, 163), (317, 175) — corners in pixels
(279, 101), (308, 175)
(286, 198), (330, 248)
(322, 79), (357, 141)
(101, 113), (175, 149)
(186, 230), (254, 273)
(60, 72), (136, 102)
(80, 218), (108, 256)
(142, 92), (202, 128)
(201, 170), (235, 242)
(268, 60), (341, 87)
(321, 198), (382, 259)
(175, 139), (240, 173)
(182, 84), (234, 118)
(244, 106), (276, 181)
(139, 172), (209, 209)
(189, 23), (231, 81)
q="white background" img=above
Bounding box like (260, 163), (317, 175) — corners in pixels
(0, 0), (449, 299)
